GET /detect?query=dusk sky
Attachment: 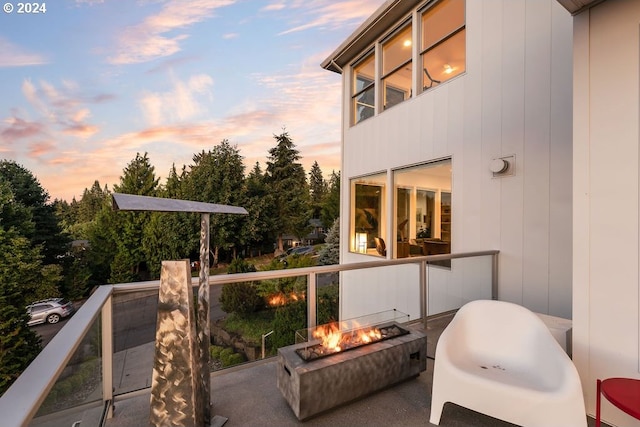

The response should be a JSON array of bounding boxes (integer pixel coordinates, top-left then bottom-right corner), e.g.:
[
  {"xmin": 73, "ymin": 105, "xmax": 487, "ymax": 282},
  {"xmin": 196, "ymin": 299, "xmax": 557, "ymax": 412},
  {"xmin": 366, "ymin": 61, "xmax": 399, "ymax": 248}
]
[{"xmin": 0, "ymin": 0, "xmax": 383, "ymax": 202}]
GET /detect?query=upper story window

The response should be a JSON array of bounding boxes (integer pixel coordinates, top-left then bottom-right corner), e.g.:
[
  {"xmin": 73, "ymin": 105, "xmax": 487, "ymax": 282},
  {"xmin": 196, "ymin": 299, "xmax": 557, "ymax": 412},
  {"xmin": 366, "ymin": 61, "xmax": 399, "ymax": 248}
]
[
  {"xmin": 382, "ymin": 22, "xmax": 412, "ymax": 110},
  {"xmin": 421, "ymin": 0, "xmax": 465, "ymax": 91},
  {"xmin": 352, "ymin": 52, "xmax": 375, "ymax": 125}
]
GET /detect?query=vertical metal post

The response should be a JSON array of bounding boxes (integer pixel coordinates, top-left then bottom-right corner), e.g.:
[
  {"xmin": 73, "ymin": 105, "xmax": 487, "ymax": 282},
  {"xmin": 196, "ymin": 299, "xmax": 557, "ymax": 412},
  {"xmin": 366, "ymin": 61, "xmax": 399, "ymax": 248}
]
[
  {"xmin": 421, "ymin": 260, "xmax": 428, "ymax": 329},
  {"xmin": 491, "ymin": 252, "xmax": 499, "ymax": 300},
  {"xmin": 101, "ymin": 294, "xmax": 114, "ymax": 419},
  {"xmin": 198, "ymin": 213, "xmax": 211, "ymax": 423},
  {"xmin": 308, "ymin": 273, "xmax": 317, "ymax": 329}
]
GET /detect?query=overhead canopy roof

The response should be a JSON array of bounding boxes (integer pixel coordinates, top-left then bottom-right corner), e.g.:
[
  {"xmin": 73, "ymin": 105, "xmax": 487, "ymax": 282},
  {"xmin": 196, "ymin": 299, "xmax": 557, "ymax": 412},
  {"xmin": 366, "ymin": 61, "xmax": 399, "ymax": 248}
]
[
  {"xmin": 555, "ymin": 0, "xmax": 606, "ymax": 15},
  {"xmin": 112, "ymin": 193, "xmax": 248, "ymax": 215}
]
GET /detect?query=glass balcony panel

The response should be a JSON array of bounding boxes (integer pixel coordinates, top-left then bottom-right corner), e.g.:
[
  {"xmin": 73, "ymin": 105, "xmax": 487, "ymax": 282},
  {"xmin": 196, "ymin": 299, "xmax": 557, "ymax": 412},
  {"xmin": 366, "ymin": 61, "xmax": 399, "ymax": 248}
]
[
  {"xmin": 29, "ymin": 315, "xmax": 103, "ymax": 426},
  {"xmin": 427, "ymin": 254, "xmax": 493, "ymax": 316},
  {"xmin": 315, "ymin": 271, "xmax": 340, "ymax": 326},
  {"xmin": 341, "ymin": 264, "xmax": 422, "ymax": 321},
  {"xmin": 112, "ymin": 289, "xmax": 157, "ymax": 395}
]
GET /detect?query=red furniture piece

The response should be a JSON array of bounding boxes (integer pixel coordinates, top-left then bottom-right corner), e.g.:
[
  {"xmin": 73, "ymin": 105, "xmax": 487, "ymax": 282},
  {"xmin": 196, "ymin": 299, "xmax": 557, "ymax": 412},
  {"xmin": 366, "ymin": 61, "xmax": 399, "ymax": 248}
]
[{"xmin": 596, "ymin": 378, "xmax": 640, "ymax": 426}]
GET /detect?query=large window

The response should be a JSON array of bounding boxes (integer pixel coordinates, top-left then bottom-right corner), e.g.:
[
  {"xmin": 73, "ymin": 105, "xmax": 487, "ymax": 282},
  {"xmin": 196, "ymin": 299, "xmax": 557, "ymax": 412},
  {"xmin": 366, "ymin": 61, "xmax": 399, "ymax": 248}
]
[
  {"xmin": 350, "ymin": 173, "xmax": 386, "ymax": 256},
  {"xmin": 421, "ymin": 0, "xmax": 465, "ymax": 91},
  {"xmin": 393, "ymin": 159, "xmax": 452, "ymax": 259},
  {"xmin": 382, "ymin": 23, "xmax": 412, "ymax": 110},
  {"xmin": 352, "ymin": 52, "xmax": 375, "ymax": 125}
]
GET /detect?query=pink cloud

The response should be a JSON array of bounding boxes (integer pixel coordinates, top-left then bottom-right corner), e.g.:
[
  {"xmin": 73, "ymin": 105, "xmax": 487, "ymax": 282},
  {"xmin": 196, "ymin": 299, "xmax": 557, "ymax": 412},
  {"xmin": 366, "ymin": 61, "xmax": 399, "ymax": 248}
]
[
  {"xmin": 0, "ymin": 38, "xmax": 48, "ymax": 68},
  {"xmin": 28, "ymin": 140, "xmax": 56, "ymax": 157},
  {"xmin": 108, "ymin": 0, "xmax": 236, "ymax": 64},
  {"xmin": 1, "ymin": 117, "xmax": 46, "ymax": 143},
  {"xmin": 278, "ymin": 0, "xmax": 383, "ymax": 35}
]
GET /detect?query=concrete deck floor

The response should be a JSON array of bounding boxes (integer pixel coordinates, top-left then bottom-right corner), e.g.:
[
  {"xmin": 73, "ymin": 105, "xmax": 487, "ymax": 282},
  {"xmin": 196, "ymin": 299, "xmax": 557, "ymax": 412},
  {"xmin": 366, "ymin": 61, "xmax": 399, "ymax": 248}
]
[{"xmin": 99, "ymin": 313, "xmax": 602, "ymax": 427}]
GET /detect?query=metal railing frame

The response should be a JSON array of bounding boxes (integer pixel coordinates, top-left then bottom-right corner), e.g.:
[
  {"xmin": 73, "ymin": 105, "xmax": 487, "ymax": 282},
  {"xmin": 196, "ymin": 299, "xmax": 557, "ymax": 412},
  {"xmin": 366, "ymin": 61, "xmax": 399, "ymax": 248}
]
[{"xmin": 0, "ymin": 250, "xmax": 498, "ymax": 426}]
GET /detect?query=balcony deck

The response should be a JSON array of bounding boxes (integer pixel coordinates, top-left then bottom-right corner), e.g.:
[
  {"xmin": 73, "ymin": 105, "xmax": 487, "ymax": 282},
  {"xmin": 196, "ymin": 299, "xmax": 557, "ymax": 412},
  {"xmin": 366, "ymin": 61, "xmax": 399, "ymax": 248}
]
[{"xmin": 99, "ymin": 313, "xmax": 600, "ymax": 427}]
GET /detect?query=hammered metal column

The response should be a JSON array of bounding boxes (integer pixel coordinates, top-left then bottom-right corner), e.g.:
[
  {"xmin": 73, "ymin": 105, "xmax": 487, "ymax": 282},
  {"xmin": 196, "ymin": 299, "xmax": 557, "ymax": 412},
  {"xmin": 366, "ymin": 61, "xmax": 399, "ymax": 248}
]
[
  {"xmin": 197, "ymin": 213, "xmax": 211, "ymax": 424},
  {"xmin": 150, "ymin": 260, "xmax": 203, "ymax": 426}
]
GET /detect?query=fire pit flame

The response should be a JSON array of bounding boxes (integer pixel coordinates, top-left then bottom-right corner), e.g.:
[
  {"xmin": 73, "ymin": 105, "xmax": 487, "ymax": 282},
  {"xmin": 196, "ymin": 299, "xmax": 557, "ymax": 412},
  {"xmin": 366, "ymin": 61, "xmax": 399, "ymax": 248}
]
[{"xmin": 296, "ymin": 322, "xmax": 409, "ymax": 362}]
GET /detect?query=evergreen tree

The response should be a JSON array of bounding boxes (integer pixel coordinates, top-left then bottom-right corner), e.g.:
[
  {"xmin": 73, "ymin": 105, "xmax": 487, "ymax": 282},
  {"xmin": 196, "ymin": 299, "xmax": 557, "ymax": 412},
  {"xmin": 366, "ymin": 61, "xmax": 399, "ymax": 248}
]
[
  {"xmin": 143, "ymin": 164, "xmax": 197, "ymax": 278},
  {"xmin": 0, "ymin": 183, "xmax": 42, "ymax": 395},
  {"xmin": 111, "ymin": 152, "xmax": 159, "ymax": 282},
  {"xmin": 316, "ymin": 217, "xmax": 340, "ymax": 265},
  {"xmin": 265, "ymin": 131, "xmax": 311, "ymax": 253},
  {"xmin": 308, "ymin": 161, "xmax": 327, "ymax": 221},
  {"xmin": 182, "ymin": 140, "xmax": 247, "ymax": 265},
  {"xmin": 78, "ymin": 181, "xmax": 110, "ymax": 223},
  {"xmin": 242, "ymin": 162, "xmax": 276, "ymax": 256},
  {"xmin": 0, "ymin": 160, "xmax": 69, "ymax": 265},
  {"xmin": 320, "ymin": 170, "xmax": 340, "ymax": 229}
]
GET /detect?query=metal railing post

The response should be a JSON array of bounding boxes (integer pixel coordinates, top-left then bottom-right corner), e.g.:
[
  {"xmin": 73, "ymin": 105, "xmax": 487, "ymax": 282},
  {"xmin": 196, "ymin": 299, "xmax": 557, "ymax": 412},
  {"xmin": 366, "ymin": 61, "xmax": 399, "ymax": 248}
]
[
  {"xmin": 308, "ymin": 272, "xmax": 317, "ymax": 329},
  {"xmin": 421, "ymin": 260, "xmax": 428, "ymax": 329},
  {"xmin": 492, "ymin": 252, "xmax": 499, "ymax": 300},
  {"xmin": 101, "ymin": 294, "xmax": 114, "ymax": 418}
]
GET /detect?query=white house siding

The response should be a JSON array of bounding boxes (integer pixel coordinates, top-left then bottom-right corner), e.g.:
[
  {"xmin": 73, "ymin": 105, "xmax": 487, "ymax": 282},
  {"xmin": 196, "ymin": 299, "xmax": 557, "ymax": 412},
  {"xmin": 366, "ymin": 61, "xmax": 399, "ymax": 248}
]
[
  {"xmin": 339, "ymin": 0, "xmax": 573, "ymax": 320},
  {"xmin": 573, "ymin": 0, "xmax": 640, "ymax": 424}
]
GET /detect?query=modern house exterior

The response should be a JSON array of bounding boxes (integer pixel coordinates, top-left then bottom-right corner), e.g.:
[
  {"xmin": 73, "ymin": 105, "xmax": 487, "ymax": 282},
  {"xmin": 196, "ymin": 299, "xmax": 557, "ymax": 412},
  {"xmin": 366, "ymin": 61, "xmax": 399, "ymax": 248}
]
[
  {"xmin": 321, "ymin": 0, "xmax": 573, "ymax": 319},
  {"xmin": 322, "ymin": 0, "xmax": 640, "ymax": 425}
]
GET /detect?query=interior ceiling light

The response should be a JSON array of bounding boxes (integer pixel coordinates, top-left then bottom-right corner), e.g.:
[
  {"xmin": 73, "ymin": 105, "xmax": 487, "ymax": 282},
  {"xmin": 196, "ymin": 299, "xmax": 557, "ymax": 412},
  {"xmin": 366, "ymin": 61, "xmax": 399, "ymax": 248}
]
[
  {"xmin": 444, "ymin": 64, "xmax": 453, "ymax": 74},
  {"xmin": 403, "ymin": 39, "xmax": 412, "ymax": 47}
]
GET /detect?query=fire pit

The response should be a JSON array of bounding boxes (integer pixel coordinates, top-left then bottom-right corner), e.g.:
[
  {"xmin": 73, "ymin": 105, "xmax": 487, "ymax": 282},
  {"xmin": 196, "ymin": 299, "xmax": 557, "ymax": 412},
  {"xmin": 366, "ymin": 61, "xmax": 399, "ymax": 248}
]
[{"xmin": 277, "ymin": 310, "xmax": 427, "ymax": 420}]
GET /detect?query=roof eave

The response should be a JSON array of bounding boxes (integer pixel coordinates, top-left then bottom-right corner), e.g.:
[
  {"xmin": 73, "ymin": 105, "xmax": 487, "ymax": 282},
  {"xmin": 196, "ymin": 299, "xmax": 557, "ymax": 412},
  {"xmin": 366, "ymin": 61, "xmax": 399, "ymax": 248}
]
[
  {"xmin": 320, "ymin": 0, "xmax": 417, "ymax": 74},
  {"xmin": 555, "ymin": 0, "xmax": 607, "ymax": 15}
]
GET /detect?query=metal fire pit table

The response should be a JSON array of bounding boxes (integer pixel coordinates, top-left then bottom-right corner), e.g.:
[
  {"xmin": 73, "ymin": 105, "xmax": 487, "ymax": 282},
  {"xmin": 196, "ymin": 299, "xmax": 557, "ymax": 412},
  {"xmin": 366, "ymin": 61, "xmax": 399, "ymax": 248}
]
[{"xmin": 276, "ymin": 311, "xmax": 427, "ymax": 421}]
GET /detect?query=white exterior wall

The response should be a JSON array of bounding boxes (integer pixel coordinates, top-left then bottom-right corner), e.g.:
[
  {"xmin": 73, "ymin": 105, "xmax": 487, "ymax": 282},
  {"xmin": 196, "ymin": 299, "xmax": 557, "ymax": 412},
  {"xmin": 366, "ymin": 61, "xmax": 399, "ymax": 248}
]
[
  {"xmin": 339, "ymin": 0, "xmax": 574, "ymax": 320},
  {"xmin": 573, "ymin": 0, "xmax": 640, "ymax": 424}
]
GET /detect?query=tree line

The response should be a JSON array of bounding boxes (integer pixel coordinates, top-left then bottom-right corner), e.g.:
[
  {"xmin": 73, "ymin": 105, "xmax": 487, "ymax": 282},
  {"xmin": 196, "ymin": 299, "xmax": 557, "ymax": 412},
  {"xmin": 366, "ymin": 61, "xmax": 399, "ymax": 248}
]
[{"xmin": 0, "ymin": 129, "xmax": 339, "ymax": 395}]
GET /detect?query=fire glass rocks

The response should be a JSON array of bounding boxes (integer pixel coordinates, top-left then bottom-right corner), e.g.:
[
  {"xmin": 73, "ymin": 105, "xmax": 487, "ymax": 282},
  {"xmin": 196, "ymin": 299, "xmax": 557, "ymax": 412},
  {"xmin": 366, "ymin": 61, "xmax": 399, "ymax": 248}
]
[{"xmin": 277, "ymin": 323, "xmax": 427, "ymax": 421}]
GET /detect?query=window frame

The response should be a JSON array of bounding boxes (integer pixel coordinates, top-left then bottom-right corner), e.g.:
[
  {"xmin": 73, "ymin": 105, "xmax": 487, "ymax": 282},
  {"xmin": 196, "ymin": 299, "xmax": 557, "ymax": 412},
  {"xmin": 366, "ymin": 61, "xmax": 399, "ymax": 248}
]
[
  {"xmin": 350, "ymin": 172, "xmax": 387, "ymax": 257},
  {"xmin": 351, "ymin": 50, "xmax": 376, "ymax": 125},
  {"xmin": 380, "ymin": 20, "xmax": 413, "ymax": 110},
  {"xmin": 420, "ymin": 0, "xmax": 466, "ymax": 92},
  {"xmin": 392, "ymin": 159, "xmax": 452, "ymax": 260}
]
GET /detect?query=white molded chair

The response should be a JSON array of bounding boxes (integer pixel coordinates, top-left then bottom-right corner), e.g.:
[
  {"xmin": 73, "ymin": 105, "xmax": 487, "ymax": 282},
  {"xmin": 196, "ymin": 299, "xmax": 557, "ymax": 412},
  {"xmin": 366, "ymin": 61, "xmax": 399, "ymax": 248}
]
[{"xmin": 429, "ymin": 300, "xmax": 586, "ymax": 427}]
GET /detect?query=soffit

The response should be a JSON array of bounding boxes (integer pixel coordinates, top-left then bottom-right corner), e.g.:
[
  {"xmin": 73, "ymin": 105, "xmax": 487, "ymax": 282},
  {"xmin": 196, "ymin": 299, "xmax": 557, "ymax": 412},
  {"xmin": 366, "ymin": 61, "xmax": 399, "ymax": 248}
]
[
  {"xmin": 555, "ymin": 0, "xmax": 606, "ymax": 15},
  {"xmin": 321, "ymin": 0, "xmax": 420, "ymax": 73}
]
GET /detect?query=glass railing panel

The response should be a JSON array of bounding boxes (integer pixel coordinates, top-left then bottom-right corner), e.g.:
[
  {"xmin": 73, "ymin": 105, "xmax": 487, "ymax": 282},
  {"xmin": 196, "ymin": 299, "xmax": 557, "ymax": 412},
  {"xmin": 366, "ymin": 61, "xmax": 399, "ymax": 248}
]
[
  {"xmin": 111, "ymin": 289, "xmax": 157, "ymax": 396},
  {"xmin": 341, "ymin": 263, "xmax": 422, "ymax": 321},
  {"xmin": 211, "ymin": 274, "xmax": 310, "ymax": 366},
  {"xmin": 29, "ymin": 315, "xmax": 103, "ymax": 426},
  {"xmin": 316, "ymin": 271, "xmax": 339, "ymax": 325},
  {"xmin": 427, "ymin": 254, "xmax": 494, "ymax": 316}
]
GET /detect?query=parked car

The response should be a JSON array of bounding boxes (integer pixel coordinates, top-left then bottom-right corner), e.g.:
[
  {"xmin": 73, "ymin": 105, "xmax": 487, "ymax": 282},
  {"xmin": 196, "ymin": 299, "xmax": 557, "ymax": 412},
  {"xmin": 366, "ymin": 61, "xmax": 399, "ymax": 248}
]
[{"xmin": 26, "ymin": 298, "xmax": 75, "ymax": 326}]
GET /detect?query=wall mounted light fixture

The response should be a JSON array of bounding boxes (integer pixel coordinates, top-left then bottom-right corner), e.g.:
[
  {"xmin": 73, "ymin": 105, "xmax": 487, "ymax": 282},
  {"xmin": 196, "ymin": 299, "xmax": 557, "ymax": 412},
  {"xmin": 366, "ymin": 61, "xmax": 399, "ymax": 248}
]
[{"xmin": 491, "ymin": 155, "xmax": 515, "ymax": 178}]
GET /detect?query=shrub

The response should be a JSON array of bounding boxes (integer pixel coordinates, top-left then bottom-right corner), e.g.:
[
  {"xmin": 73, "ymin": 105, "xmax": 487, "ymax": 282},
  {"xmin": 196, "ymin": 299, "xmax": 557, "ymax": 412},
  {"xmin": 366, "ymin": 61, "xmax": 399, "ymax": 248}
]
[
  {"xmin": 271, "ymin": 299, "xmax": 306, "ymax": 349},
  {"xmin": 221, "ymin": 352, "xmax": 245, "ymax": 367},
  {"xmin": 227, "ymin": 258, "xmax": 256, "ymax": 274},
  {"xmin": 210, "ymin": 345, "xmax": 245, "ymax": 368},
  {"xmin": 210, "ymin": 345, "xmax": 224, "ymax": 359},
  {"xmin": 220, "ymin": 281, "xmax": 263, "ymax": 315}
]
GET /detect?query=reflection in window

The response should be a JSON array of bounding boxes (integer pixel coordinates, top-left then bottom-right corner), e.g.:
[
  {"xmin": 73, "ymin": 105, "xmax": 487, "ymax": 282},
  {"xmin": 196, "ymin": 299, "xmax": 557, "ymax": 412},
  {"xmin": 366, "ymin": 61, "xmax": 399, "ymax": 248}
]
[
  {"xmin": 350, "ymin": 173, "xmax": 386, "ymax": 256},
  {"xmin": 393, "ymin": 159, "xmax": 452, "ymax": 259},
  {"xmin": 421, "ymin": 0, "xmax": 465, "ymax": 91},
  {"xmin": 382, "ymin": 23, "xmax": 412, "ymax": 110},
  {"xmin": 352, "ymin": 52, "xmax": 375, "ymax": 124}
]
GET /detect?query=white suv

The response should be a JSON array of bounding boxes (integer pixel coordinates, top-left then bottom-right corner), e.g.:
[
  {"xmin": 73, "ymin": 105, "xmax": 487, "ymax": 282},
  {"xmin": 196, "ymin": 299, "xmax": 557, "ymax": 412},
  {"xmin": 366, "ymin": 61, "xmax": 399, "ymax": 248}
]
[{"xmin": 26, "ymin": 298, "xmax": 75, "ymax": 326}]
